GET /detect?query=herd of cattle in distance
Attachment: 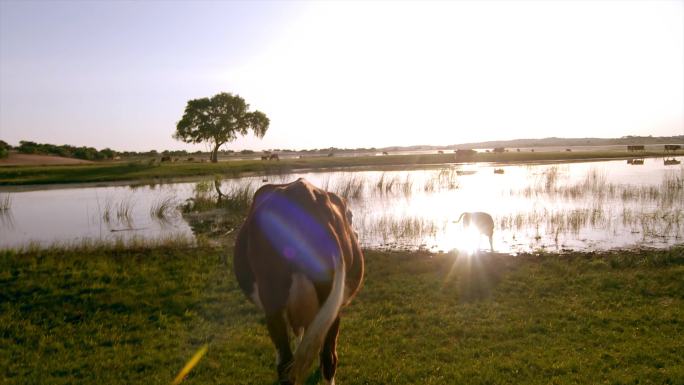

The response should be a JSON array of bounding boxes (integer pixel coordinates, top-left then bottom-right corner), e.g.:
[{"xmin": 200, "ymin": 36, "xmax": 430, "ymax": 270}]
[{"xmin": 628, "ymin": 144, "xmax": 682, "ymax": 152}]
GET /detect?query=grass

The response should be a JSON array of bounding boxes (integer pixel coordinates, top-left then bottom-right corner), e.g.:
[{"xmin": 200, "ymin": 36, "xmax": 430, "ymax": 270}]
[
  {"xmin": 150, "ymin": 196, "xmax": 179, "ymax": 223},
  {"xmin": 1, "ymin": 243, "xmax": 683, "ymax": 384},
  {"xmin": 1, "ymin": 150, "xmax": 681, "ymax": 186},
  {"xmin": 363, "ymin": 215, "xmax": 441, "ymax": 247},
  {"xmin": 0, "ymin": 193, "xmax": 11, "ymax": 211},
  {"xmin": 115, "ymin": 198, "xmax": 135, "ymax": 226}
]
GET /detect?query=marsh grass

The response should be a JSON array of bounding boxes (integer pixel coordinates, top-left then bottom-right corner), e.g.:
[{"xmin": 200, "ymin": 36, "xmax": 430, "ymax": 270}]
[
  {"xmin": 333, "ymin": 173, "xmax": 366, "ymax": 199},
  {"xmin": 368, "ymin": 172, "xmax": 420, "ymax": 197},
  {"xmin": 182, "ymin": 180, "xmax": 257, "ymax": 214},
  {"xmin": 363, "ymin": 215, "xmax": 440, "ymax": 245},
  {"xmin": 0, "ymin": 193, "xmax": 11, "ymax": 211},
  {"xmin": 115, "ymin": 197, "xmax": 135, "ymax": 226},
  {"xmin": 499, "ymin": 207, "xmax": 609, "ymax": 235},
  {"xmin": 401, "ymin": 174, "xmax": 414, "ymax": 197},
  {"xmin": 1, "ymin": 247, "xmax": 683, "ymax": 384},
  {"xmin": 221, "ymin": 182, "xmax": 257, "ymax": 212},
  {"xmin": 101, "ymin": 199, "xmax": 113, "ymax": 223},
  {"xmin": 374, "ymin": 172, "xmax": 398, "ymax": 195},
  {"xmin": 519, "ymin": 167, "xmax": 684, "ymax": 207},
  {"xmin": 149, "ymin": 196, "xmax": 179, "ymax": 223}
]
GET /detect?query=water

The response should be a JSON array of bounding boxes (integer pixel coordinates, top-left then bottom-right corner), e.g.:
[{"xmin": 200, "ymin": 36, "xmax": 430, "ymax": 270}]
[{"xmin": 1, "ymin": 157, "xmax": 682, "ymax": 253}]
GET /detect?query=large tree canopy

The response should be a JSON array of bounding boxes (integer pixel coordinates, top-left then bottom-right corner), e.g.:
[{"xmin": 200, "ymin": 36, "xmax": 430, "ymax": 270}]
[{"xmin": 174, "ymin": 92, "xmax": 269, "ymax": 162}]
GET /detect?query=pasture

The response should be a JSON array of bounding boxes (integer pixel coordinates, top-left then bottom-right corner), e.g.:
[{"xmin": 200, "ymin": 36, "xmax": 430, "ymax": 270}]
[{"xmin": 2, "ymin": 242, "xmax": 682, "ymax": 384}]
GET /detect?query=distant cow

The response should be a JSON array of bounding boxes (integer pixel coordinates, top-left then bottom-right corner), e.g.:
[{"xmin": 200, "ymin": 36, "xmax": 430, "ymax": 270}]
[
  {"xmin": 269, "ymin": 154, "xmax": 280, "ymax": 161},
  {"xmin": 456, "ymin": 212, "xmax": 495, "ymax": 252},
  {"xmin": 627, "ymin": 145, "xmax": 645, "ymax": 152},
  {"xmin": 492, "ymin": 147, "xmax": 505, "ymax": 153},
  {"xmin": 161, "ymin": 156, "xmax": 171, "ymax": 162},
  {"xmin": 234, "ymin": 178, "xmax": 364, "ymax": 385},
  {"xmin": 261, "ymin": 155, "xmax": 270, "ymax": 160},
  {"xmin": 664, "ymin": 144, "xmax": 682, "ymax": 152},
  {"xmin": 382, "ymin": 151, "xmax": 389, "ymax": 155}
]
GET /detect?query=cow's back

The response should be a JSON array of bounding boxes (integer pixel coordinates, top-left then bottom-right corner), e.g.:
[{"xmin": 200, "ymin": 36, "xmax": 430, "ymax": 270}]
[{"xmin": 234, "ymin": 178, "xmax": 364, "ymax": 313}]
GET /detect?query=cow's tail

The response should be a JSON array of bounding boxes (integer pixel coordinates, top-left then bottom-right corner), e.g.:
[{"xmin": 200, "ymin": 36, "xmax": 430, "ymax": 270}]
[
  {"xmin": 290, "ymin": 249, "xmax": 345, "ymax": 384},
  {"xmin": 455, "ymin": 212, "xmax": 465, "ymax": 223}
]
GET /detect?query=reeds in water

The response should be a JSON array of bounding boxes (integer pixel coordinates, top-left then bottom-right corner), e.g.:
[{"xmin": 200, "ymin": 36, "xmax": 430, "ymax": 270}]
[
  {"xmin": 116, "ymin": 198, "xmax": 135, "ymax": 226},
  {"xmin": 362, "ymin": 215, "xmax": 439, "ymax": 245},
  {"xmin": 150, "ymin": 196, "xmax": 179, "ymax": 222},
  {"xmin": 0, "ymin": 194, "xmax": 11, "ymax": 211},
  {"xmin": 333, "ymin": 173, "xmax": 366, "ymax": 199},
  {"xmin": 183, "ymin": 180, "xmax": 257, "ymax": 213}
]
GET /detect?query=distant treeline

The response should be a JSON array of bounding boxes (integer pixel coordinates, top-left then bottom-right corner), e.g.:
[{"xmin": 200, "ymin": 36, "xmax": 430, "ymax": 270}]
[
  {"xmin": 9, "ymin": 141, "xmax": 118, "ymax": 160},
  {"xmin": 0, "ymin": 140, "xmax": 382, "ymax": 161}
]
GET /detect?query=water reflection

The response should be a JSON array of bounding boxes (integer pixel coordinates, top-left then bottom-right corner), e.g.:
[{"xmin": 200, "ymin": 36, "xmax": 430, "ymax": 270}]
[{"xmin": 0, "ymin": 157, "xmax": 682, "ymax": 252}]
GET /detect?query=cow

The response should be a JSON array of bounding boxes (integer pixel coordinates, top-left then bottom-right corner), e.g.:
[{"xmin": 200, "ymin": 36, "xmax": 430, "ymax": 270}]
[
  {"xmin": 455, "ymin": 212, "xmax": 495, "ymax": 252},
  {"xmin": 665, "ymin": 144, "xmax": 682, "ymax": 152},
  {"xmin": 234, "ymin": 178, "xmax": 364, "ymax": 385},
  {"xmin": 627, "ymin": 145, "xmax": 645, "ymax": 152},
  {"xmin": 261, "ymin": 155, "xmax": 270, "ymax": 160},
  {"xmin": 269, "ymin": 153, "xmax": 280, "ymax": 161}
]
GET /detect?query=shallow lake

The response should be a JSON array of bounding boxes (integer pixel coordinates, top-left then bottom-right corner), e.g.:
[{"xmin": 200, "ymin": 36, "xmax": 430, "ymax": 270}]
[{"xmin": 1, "ymin": 157, "xmax": 682, "ymax": 253}]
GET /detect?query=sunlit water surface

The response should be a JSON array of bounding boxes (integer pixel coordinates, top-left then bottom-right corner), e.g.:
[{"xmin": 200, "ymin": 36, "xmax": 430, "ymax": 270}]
[{"xmin": 1, "ymin": 157, "xmax": 682, "ymax": 253}]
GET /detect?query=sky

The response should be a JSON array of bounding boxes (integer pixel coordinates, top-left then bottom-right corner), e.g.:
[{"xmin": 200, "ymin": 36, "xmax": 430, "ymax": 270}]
[{"xmin": 1, "ymin": 0, "xmax": 683, "ymax": 152}]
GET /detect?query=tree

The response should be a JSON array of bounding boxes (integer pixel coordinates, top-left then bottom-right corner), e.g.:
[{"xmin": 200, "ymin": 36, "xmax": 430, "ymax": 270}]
[
  {"xmin": 0, "ymin": 140, "xmax": 10, "ymax": 159},
  {"xmin": 174, "ymin": 92, "xmax": 269, "ymax": 163}
]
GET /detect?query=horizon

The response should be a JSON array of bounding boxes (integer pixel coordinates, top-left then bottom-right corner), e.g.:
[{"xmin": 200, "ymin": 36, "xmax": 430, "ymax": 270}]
[
  {"xmin": 4, "ymin": 134, "xmax": 683, "ymax": 154},
  {"xmin": 1, "ymin": 0, "xmax": 683, "ymax": 152}
]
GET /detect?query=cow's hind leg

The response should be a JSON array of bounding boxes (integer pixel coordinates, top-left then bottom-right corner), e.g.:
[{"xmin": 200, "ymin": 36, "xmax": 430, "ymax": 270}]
[
  {"xmin": 266, "ymin": 312, "xmax": 294, "ymax": 385},
  {"xmin": 320, "ymin": 316, "xmax": 341, "ymax": 385}
]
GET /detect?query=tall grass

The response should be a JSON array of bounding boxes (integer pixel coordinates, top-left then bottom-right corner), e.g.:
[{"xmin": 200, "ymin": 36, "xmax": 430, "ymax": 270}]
[
  {"xmin": 516, "ymin": 167, "xmax": 684, "ymax": 208},
  {"xmin": 361, "ymin": 215, "xmax": 440, "ymax": 247},
  {"xmin": 149, "ymin": 196, "xmax": 179, "ymax": 223},
  {"xmin": 0, "ymin": 193, "xmax": 11, "ymax": 211},
  {"xmin": 182, "ymin": 180, "xmax": 256, "ymax": 213},
  {"xmin": 101, "ymin": 199, "xmax": 113, "ymax": 223},
  {"xmin": 221, "ymin": 182, "xmax": 257, "ymax": 211},
  {"xmin": 115, "ymin": 198, "xmax": 135, "ymax": 226},
  {"xmin": 333, "ymin": 173, "xmax": 366, "ymax": 199}
]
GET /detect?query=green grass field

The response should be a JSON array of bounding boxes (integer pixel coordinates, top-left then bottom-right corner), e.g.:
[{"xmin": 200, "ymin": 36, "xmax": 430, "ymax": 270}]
[
  {"xmin": 2, "ymin": 244, "xmax": 683, "ymax": 384},
  {"xmin": 1, "ymin": 150, "xmax": 680, "ymax": 186}
]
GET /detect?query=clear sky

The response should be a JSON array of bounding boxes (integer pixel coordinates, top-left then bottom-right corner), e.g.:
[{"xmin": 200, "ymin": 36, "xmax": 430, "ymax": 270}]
[{"xmin": 1, "ymin": 0, "xmax": 682, "ymax": 152}]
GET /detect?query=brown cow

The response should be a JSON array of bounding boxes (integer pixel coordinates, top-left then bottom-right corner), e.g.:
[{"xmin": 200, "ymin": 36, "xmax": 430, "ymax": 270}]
[{"xmin": 234, "ymin": 178, "xmax": 364, "ymax": 385}]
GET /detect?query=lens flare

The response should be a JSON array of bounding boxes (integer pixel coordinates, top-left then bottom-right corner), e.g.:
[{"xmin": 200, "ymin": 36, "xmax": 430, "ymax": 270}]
[
  {"xmin": 254, "ymin": 191, "xmax": 338, "ymax": 282},
  {"xmin": 172, "ymin": 344, "xmax": 208, "ymax": 385}
]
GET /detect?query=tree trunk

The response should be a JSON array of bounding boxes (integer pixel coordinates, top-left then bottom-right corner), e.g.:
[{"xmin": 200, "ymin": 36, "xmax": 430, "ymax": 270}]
[
  {"xmin": 213, "ymin": 178, "xmax": 225, "ymax": 201},
  {"xmin": 211, "ymin": 143, "xmax": 220, "ymax": 163}
]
